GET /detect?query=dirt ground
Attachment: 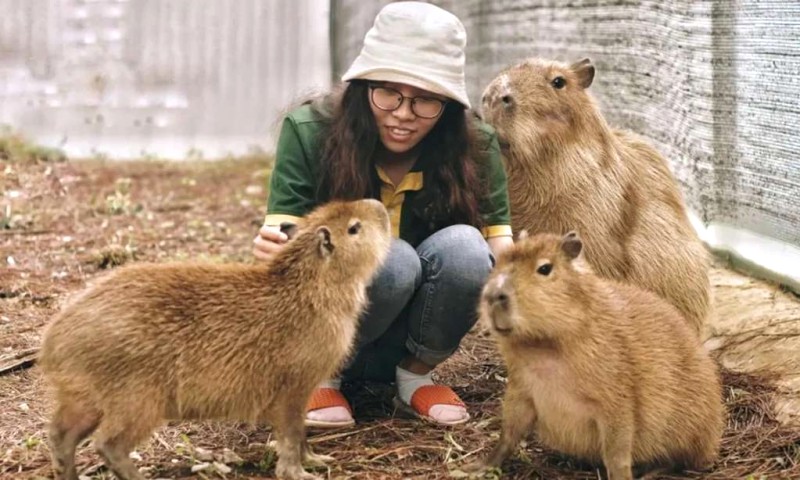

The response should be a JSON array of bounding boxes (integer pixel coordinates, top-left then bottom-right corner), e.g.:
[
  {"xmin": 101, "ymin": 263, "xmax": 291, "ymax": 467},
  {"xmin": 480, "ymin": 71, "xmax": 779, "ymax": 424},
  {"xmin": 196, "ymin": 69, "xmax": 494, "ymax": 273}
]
[{"xmin": 1, "ymin": 155, "xmax": 799, "ymax": 479}]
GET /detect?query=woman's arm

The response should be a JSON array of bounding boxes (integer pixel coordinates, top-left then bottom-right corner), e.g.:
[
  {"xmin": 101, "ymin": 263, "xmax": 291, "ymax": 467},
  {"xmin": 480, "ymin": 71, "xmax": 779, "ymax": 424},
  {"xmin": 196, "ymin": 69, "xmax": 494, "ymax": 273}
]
[
  {"xmin": 476, "ymin": 121, "xmax": 514, "ymax": 260},
  {"xmin": 254, "ymin": 111, "xmax": 319, "ymax": 261},
  {"xmin": 487, "ymin": 235, "xmax": 514, "ymax": 259}
]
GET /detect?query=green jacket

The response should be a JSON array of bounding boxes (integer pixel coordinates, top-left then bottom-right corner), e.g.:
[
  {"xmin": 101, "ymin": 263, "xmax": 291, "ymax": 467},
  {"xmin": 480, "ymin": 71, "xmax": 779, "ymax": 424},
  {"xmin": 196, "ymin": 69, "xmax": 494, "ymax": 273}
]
[{"xmin": 265, "ymin": 104, "xmax": 512, "ymax": 247}]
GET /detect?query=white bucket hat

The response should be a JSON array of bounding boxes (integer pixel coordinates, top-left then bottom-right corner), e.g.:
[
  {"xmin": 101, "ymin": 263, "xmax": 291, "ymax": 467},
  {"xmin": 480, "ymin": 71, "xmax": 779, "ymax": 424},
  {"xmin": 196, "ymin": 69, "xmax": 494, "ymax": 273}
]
[{"xmin": 341, "ymin": 1, "xmax": 471, "ymax": 109}]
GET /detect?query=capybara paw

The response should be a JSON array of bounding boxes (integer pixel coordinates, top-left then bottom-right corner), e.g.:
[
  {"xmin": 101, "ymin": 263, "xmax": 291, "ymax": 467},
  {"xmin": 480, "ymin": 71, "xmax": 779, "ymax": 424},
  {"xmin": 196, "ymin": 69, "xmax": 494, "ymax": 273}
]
[
  {"xmin": 285, "ymin": 471, "xmax": 322, "ymax": 480},
  {"xmin": 276, "ymin": 465, "xmax": 321, "ymax": 480}
]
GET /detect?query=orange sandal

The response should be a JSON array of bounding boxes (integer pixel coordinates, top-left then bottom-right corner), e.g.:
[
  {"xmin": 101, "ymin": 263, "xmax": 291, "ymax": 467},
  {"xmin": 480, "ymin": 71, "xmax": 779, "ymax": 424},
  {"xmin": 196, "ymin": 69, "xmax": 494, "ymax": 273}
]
[
  {"xmin": 305, "ymin": 387, "xmax": 355, "ymax": 428},
  {"xmin": 393, "ymin": 385, "xmax": 470, "ymax": 426}
]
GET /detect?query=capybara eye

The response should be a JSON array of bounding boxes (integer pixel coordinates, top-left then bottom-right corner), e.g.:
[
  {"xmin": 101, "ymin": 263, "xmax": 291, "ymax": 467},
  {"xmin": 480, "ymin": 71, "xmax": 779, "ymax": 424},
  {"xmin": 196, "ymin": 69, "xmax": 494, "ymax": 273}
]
[
  {"xmin": 551, "ymin": 76, "xmax": 566, "ymax": 89},
  {"xmin": 501, "ymin": 95, "xmax": 513, "ymax": 106},
  {"xmin": 347, "ymin": 221, "xmax": 361, "ymax": 235},
  {"xmin": 537, "ymin": 263, "xmax": 553, "ymax": 276}
]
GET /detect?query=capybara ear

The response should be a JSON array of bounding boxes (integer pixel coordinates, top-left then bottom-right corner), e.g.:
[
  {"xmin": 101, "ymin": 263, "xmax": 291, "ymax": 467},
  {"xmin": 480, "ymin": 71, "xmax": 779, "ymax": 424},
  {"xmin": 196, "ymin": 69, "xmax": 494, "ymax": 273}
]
[
  {"xmin": 316, "ymin": 226, "xmax": 334, "ymax": 257},
  {"xmin": 517, "ymin": 229, "xmax": 529, "ymax": 241},
  {"xmin": 570, "ymin": 58, "xmax": 594, "ymax": 89},
  {"xmin": 561, "ymin": 231, "xmax": 583, "ymax": 259},
  {"xmin": 280, "ymin": 222, "xmax": 299, "ymax": 240}
]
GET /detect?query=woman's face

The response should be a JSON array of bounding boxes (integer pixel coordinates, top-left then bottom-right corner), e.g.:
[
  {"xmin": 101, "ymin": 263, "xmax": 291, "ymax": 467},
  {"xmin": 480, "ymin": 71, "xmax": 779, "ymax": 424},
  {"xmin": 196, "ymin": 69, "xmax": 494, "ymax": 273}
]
[{"xmin": 368, "ymin": 82, "xmax": 448, "ymax": 154}]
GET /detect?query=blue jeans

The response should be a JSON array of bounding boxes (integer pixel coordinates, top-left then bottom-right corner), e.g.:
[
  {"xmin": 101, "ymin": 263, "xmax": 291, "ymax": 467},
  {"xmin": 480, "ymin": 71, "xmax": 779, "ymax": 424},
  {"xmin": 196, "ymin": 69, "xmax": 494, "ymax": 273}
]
[{"xmin": 341, "ymin": 225, "xmax": 494, "ymax": 382}]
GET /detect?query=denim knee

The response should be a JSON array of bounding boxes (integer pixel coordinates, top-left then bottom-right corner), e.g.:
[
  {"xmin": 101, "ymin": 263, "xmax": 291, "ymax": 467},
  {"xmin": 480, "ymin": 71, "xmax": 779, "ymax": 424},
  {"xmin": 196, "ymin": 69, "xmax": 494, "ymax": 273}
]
[
  {"xmin": 405, "ymin": 225, "xmax": 493, "ymax": 366},
  {"xmin": 356, "ymin": 238, "xmax": 421, "ymax": 347},
  {"xmin": 418, "ymin": 225, "xmax": 493, "ymax": 284}
]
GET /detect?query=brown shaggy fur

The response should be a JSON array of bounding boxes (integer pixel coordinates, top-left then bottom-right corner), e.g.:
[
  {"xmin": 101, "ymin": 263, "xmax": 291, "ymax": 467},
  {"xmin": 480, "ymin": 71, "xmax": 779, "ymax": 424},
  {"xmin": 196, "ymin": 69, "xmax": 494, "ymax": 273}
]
[
  {"xmin": 481, "ymin": 58, "xmax": 711, "ymax": 334},
  {"xmin": 39, "ymin": 199, "xmax": 392, "ymax": 480},
  {"xmin": 465, "ymin": 231, "xmax": 724, "ymax": 480}
]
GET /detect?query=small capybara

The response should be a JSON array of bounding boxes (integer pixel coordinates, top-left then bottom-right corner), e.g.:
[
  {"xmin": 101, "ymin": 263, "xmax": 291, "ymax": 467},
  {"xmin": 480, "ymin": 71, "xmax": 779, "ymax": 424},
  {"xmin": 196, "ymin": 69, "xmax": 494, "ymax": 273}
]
[
  {"xmin": 481, "ymin": 58, "xmax": 711, "ymax": 335},
  {"xmin": 39, "ymin": 199, "xmax": 391, "ymax": 480},
  {"xmin": 465, "ymin": 231, "xmax": 724, "ymax": 480}
]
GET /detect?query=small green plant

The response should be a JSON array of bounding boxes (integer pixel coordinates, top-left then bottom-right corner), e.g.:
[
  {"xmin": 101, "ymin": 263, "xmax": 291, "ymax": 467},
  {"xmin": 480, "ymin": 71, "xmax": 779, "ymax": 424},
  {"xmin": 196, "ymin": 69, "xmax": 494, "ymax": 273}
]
[
  {"xmin": 105, "ymin": 190, "xmax": 131, "ymax": 215},
  {"xmin": 92, "ymin": 244, "xmax": 137, "ymax": 269},
  {"xmin": 104, "ymin": 177, "xmax": 142, "ymax": 215},
  {"xmin": 23, "ymin": 435, "xmax": 41, "ymax": 449},
  {"xmin": 257, "ymin": 449, "xmax": 276, "ymax": 473}
]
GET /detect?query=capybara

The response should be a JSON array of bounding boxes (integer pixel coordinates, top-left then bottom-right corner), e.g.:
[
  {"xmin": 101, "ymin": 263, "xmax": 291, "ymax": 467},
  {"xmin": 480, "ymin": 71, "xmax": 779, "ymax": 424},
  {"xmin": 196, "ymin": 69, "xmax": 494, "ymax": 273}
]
[
  {"xmin": 39, "ymin": 199, "xmax": 391, "ymax": 480},
  {"xmin": 481, "ymin": 57, "xmax": 711, "ymax": 334},
  {"xmin": 465, "ymin": 231, "xmax": 723, "ymax": 479}
]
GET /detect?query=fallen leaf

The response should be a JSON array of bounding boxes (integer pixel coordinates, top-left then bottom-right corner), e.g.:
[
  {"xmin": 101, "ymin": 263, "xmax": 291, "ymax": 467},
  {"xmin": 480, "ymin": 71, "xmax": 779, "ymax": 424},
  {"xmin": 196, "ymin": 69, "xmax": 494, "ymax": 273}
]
[
  {"xmin": 194, "ymin": 446, "xmax": 214, "ymax": 462},
  {"xmin": 219, "ymin": 448, "xmax": 244, "ymax": 464}
]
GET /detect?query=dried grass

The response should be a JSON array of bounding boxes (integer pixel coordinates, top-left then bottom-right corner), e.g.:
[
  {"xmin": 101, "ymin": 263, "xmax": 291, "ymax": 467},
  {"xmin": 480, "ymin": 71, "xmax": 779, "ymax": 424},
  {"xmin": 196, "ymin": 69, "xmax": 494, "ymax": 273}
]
[
  {"xmin": 3, "ymin": 335, "xmax": 799, "ymax": 479},
  {"xmin": 2, "ymin": 158, "xmax": 799, "ymax": 479}
]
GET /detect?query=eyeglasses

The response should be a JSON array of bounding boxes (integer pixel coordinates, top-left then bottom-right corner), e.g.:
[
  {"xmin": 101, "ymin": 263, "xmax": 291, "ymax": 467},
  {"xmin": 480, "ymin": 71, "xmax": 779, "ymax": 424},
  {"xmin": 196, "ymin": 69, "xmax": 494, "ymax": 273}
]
[{"xmin": 369, "ymin": 85, "xmax": 447, "ymax": 119}]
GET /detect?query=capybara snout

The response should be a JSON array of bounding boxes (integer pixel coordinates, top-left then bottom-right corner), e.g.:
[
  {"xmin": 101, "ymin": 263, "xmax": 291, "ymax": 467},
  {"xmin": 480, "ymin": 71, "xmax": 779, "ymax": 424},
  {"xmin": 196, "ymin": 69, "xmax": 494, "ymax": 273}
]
[
  {"xmin": 481, "ymin": 272, "xmax": 514, "ymax": 333},
  {"xmin": 482, "ymin": 273, "xmax": 511, "ymax": 306}
]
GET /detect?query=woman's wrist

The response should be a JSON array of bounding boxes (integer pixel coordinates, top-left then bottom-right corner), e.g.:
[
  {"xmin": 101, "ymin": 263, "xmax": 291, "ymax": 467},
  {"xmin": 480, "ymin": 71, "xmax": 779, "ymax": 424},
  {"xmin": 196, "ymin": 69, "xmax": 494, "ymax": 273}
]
[{"xmin": 487, "ymin": 235, "xmax": 514, "ymax": 258}]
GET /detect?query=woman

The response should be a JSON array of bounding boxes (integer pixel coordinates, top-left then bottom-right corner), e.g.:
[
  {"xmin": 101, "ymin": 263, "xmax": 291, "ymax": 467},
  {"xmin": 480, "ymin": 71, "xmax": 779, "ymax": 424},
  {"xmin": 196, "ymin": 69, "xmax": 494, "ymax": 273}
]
[{"xmin": 254, "ymin": 2, "xmax": 513, "ymax": 427}]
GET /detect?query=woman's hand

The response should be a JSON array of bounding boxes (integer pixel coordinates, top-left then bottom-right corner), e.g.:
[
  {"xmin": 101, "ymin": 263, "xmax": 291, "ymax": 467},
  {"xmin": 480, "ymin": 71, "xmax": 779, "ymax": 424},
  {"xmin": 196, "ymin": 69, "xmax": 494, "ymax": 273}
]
[
  {"xmin": 487, "ymin": 235, "xmax": 514, "ymax": 259},
  {"xmin": 253, "ymin": 225, "xmax": 289, "ymax": 261}
]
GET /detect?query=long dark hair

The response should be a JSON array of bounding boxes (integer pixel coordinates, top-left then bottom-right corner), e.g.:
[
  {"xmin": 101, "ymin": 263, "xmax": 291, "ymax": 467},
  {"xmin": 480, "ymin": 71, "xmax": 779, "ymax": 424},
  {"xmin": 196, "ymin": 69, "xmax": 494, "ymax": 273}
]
[{"xmin": 309, "ymin": 80, "xmax": 486, "ymax": 229}]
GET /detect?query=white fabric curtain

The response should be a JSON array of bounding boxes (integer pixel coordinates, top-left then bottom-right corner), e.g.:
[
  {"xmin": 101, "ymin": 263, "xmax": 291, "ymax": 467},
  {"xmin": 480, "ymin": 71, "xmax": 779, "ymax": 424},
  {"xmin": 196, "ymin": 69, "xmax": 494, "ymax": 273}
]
[{"xmin": 0, "ymin": 0, "xmax": 331, "ymax": 159}]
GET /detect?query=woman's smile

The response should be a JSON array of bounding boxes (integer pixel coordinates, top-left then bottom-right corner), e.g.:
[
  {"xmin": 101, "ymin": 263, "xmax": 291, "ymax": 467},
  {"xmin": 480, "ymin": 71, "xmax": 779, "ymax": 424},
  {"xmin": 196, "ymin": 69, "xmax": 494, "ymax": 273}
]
[{"xmin": 386, "ymin": 125, "xmax": 415, "ymax": 142}]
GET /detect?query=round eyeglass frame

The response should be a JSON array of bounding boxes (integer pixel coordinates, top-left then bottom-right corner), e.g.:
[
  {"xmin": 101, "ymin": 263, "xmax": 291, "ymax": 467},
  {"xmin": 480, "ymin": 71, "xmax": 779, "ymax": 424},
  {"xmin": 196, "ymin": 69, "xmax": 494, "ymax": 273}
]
[{"xmin": 368, "ymin": 84, "xmax": 447, "ymax": 119}]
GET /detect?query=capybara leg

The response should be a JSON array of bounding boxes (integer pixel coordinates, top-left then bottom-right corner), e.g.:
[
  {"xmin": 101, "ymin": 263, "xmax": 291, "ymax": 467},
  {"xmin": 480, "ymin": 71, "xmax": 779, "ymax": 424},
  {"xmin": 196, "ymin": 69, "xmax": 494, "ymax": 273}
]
[
  {"xmin": 634, "ymin": 466, "xmax": 672, "ymax": 480},
  {"xmin": 465, "ymin": 391, "xmax": 537, "ymax": 472},
  {"xmin": 94, "ymin": 421, "xmax": 153, "ymax": 480},
  {"xmin": 48, "ymin": 401, "xmax": 101, "ymax": 480},
  {"xmin": 273, "ymin": 403, "xmax": 321, "ymax": 480},
  {"xmin": 672, "ymin": 435, "xmax": 719, "ymax": 475},
  {"xmin": 301, "ymin": 439, "xmax": 333, "ymax": 467},
  {"xmin": 95, "ymin": 435, "xmax": 147, "ymax": 480},
  {"xmin": 600, "ymin": 421, "xmax": 634, "ymax": 480}
]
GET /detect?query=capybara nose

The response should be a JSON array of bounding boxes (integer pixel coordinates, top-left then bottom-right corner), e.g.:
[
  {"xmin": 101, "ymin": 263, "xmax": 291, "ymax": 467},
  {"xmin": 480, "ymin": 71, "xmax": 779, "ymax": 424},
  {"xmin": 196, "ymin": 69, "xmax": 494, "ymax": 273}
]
[
  {"xmin": 486, "ymin": 289, "xmax": 509, "ymax": 306},
  {"xmin": 483, "ymin": 273, "xmax": 511, "ymax": 307},
  {"xmin": 481, "ymin": 78, "xmax": 513, "ymax": 121}
]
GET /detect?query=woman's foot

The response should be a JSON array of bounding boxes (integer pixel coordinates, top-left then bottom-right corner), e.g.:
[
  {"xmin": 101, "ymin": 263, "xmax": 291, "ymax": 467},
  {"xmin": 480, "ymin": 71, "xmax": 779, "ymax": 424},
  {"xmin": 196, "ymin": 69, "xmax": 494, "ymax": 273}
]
[
  {"xmin": 305, "ymin": 379, "xmax": 355, "ymax": 428},
  {"xmin": 394, "ymin": 366, "xmax": 469, "ymax": 425}
]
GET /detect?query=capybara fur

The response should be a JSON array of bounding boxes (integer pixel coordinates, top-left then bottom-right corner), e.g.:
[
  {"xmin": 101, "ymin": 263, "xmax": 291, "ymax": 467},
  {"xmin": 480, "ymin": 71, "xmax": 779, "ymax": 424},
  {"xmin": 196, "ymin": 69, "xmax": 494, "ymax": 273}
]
[
  {"xmin": 481, "ymin": 57, "xmax": 711, "ymax": 335},
  {"xmin": 466, "ymin": 231, "xmax": 723, "ymax": 480},
  {"xmin": 39, "ymin": 199, "xmax": 391, "ymax": 480}
]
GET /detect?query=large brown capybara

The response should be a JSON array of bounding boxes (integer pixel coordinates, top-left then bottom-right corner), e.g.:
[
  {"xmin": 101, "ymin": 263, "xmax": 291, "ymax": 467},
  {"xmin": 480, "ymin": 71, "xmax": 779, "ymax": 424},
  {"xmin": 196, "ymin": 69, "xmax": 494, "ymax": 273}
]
[
  {"xmin": 40, "ymin": 199, "xmax": 391, "ymax": 480},
  {"xmin": 481, "ymin": 58, "xmax": 711, "ymax": 335}
]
